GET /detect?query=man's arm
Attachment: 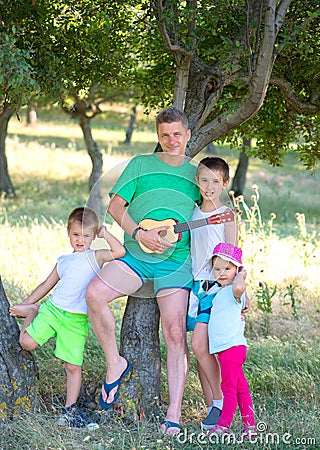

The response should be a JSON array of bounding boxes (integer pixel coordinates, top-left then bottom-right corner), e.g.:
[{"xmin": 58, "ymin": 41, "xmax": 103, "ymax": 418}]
[{"xmin": 108, "ymin": 194, "xmax": 173, "ymax": 253}]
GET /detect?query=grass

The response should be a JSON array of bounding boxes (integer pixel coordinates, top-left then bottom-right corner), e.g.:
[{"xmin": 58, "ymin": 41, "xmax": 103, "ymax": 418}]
[{"xmin": 1, "ymin": 106, "xmax": 319, "ymax": 449}]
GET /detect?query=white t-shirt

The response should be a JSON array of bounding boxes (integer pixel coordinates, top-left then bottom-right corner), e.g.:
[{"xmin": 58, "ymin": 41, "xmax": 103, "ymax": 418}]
[
  {"xmin": 50, "ymin": 250, "xmax": 100, "ymax": 315},
  {"xmin": 208, "ymin": 284, "xmax": 247, "ymax": 354},
  {"xmin": 191, "ymin": 205, "xmax": 228, "ymax": 281}
]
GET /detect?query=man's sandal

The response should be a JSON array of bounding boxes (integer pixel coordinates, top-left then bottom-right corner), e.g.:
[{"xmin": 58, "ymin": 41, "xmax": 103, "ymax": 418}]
[
  {"xmin": 98, "ymin": 359, "xmax": 131, "ymax": 410},
  {"xmin": 161, "ymin": 420, "xmax": 181, "ymax": 435}
]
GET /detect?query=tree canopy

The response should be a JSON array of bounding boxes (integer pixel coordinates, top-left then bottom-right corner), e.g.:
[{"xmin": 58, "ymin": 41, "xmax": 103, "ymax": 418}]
[
  {"xmin": 1, "ymin": 1, "xmax": 319, "ymax": 167},
  {"xmin": 0, "ymin": 0, "xmax": 133, "ymax": 109},
  {"xmin": 130, "ymin": 0, "xmax": 320, "ymax": 168}
]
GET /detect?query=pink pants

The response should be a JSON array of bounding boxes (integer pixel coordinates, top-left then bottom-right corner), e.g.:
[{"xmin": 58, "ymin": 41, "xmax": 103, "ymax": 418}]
[{"xmin": 216, "ymin": 345, "xmax": 255, "ymax": 428}]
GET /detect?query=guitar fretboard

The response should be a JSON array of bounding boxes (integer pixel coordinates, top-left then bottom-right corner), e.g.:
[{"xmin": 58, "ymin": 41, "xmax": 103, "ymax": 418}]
[{"xmin": 174, "ymin": 218, "xmax": 208, "ymax": 233}]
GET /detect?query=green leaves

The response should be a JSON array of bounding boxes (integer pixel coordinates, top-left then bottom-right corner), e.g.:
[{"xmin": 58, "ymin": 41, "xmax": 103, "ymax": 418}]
[{"xmin": 0, "ymin": 34, "xmax": 39, "ymax": 109}]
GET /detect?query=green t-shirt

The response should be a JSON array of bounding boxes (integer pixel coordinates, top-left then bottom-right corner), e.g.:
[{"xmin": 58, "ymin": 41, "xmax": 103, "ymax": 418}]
[{"xmin": 109, "ymin": 153, "xmax": 200, "ymax": 264}]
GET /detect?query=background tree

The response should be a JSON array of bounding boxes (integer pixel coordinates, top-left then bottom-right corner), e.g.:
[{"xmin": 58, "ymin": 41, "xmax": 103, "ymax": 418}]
[
  {"xmin": 132, "ymin": 0, "xmax": 319, "ymax": 165},
  {"xmin": 0, "ymin": 0, "xmax": 133, "ymax": 214},
  {"xmin": 0, "ymin": 32, "xmax": 38, "ymax": 196},
  {"xmin": 60, "ymin": 86, "xmax": 138, "ymax": 218},
  {"xmin": 0, "ymin": 0, "xmax": 133, "ymax": 417}
]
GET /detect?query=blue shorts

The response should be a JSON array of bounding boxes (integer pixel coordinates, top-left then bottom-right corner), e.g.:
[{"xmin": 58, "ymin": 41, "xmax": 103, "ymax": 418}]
[
  {"xmin": 187, "ymin": 280, "xmax": 220, "ymax": 331},
  {"xmin": 195, "ymin": 280, "xmax": 217, "ymax": 324},
  {"xmin": 118, "ymin": 252, "xmax": 193, "ymax": 295}
]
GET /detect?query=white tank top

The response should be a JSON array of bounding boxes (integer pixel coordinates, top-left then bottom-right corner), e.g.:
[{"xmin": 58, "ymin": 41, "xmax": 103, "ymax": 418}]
[
  {"xmin": 191, "ymin": 205, "xmax": 227, "ymax": 281},
  {"xmin": 50, "ymin": 249, "xmax": 100, "ymax": 315}
]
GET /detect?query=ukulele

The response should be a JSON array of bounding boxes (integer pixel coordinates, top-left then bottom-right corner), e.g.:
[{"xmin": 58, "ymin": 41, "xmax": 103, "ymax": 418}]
[{"xmin": 138, "ymin": 209, "xmax": 234, "ymax": 253}]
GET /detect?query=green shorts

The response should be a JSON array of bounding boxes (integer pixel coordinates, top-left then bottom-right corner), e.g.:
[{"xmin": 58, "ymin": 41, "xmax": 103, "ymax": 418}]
[
  {"xmin": 26, "ymin": 301, "xmax": 89, "ymax": 366},
  {"xmin": 118, "ymin": 251, "xmax": 193, "ymax": 294}
]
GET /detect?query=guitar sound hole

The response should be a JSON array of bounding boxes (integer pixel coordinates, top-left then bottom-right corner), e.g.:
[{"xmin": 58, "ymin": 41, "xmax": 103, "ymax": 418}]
[{"xmin": 159, "ymin": 230, "xmax": 168, "ymax": 238}]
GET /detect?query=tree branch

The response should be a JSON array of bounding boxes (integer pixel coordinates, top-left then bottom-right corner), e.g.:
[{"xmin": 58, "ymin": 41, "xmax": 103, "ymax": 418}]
[
  {"xmin": 153, "ymin": 0, "xmax": 194, "ymax": 57},
  {"xmin": 275, "ymin": 0, "xmax": 292, "ymax": 34},
  {"xmin": 187, "ymin": 0, "xmax": 282, "ymax": 156},
  {"xmin": 270, "ymin": 76, "xmax": 319, "ymax": 114}
]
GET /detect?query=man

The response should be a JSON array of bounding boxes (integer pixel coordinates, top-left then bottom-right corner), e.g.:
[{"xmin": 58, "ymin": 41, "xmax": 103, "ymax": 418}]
[{"xmin": 86, "ymin": 106, "xmax": 200, "ymax": 435}]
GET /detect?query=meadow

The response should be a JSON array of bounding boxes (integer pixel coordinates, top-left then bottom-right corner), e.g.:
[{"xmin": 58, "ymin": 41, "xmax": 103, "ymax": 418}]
[{"xmin": 0, "ymin": 107, "xmax": 319, "ymax": 449}]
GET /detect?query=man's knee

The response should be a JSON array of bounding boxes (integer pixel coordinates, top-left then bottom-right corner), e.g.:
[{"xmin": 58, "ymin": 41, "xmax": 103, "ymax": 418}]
[
  {"xmin": 86, "ymin": 277, "xmax": 104, "ymax": 308},
  {"xmin": 164, "ymin": 323, "xmax": 186, "ymax": 348}
]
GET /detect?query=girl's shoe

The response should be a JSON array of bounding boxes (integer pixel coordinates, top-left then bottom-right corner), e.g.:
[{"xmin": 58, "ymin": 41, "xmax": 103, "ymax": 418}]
[
  {"xmin": 208, "ymin": 424, "xmax": 230, "ymax": 435},
  {"xmin": 242, "ymin": 425, "xmax": 257, "ymax": 440}
]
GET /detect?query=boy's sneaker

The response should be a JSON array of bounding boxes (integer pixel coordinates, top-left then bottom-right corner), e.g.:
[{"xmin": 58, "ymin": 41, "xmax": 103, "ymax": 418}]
[
  {"xmin": 57, "ymin": 403, "xmax": 99, "ymax": 431},
  {"xmin": 208, "ymin": 424, "xmax": 230, "ymax": 435},
  {"xmin": 201, "ymin": 406, "xmax": 221, "ymax": 430},
  {"xmin": 242, "ymin": 425, "xmax": 257, "ymax": 441}
]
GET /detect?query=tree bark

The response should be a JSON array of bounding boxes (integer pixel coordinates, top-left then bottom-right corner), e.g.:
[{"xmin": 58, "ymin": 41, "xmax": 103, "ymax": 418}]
[
  {"xmin": 206, "ymin": 142, "xmax": 217, "ymax": 155},
  {"xmin": 61, "ymin": 96, "xmax": 104, "ymax": 220},
  {"xmin": 77, "ymin": 112, "xmax": 104, "ymax": 221},
  {"xmin": 0, "ymin": 106, "xmax": 16, "ymax": 198},
  {"xmin": 123, "ymin": 105, "xmax": 137, "ymax": 144},
  {"xmin": 26, "ymin": 102, "xmax": 37, "ymax": 126},
  {"xmin": 0, "ymin": 277, "xmax": 40, "ymax": 420},
  {"xmin": 231, "ymin": 140, "xmax": 250, "ymax": 197},
  {"xmin": 119, "ymin": 283, "xmax": 162, "ymax": 420}
]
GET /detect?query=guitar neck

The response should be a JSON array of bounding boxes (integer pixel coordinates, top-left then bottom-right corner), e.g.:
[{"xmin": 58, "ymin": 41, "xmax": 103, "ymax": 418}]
[{"xmin": 174, "ymin": 218, "xmax": 208, "ymax": 233}]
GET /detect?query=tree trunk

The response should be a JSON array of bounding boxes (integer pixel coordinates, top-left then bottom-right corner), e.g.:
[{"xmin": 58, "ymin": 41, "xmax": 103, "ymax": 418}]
[
  {"xmin": 0, "ymin": 106, "xmax": 16, "ymax": 198},
  {"xmin": 0, "ymin": 277, "xmax": 40, "ymax": 420},
  {"xmin": 78, "ymin": 113, "xmax": 104, "ymax": 220},
  {"xmin": 26, "ymin": 102, "xmax": 37, "ymax": 126},
  {"xmin": 231, "ymin": 139, "xmax": 250, "ymax": 197},
  {"xmin": 123, "ymin": 105, "xmax": 137, "ymax": 145},
  {"xmin": 206, "ymin": 142, "xmax": 217, "ymax": 154},
  {"xmin": 119, "ymin": 283, "xmax": 162, "ymax": 420}
]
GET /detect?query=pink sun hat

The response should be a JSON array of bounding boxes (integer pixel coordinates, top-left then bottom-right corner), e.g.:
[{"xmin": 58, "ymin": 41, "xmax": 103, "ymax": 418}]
[{"xmin": 212, "ymin": 242, "xmax": 243, "ymax": 267}]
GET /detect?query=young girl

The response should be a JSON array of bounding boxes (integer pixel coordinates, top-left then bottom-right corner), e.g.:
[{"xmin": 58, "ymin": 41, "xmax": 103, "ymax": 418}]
[
  {"xmin": 207, "ymin": 242, "xmax": 256, "ymax": 439},
  {"xmin": 10, "ymin": 206, "xmax": 125, "ymax": 430}
]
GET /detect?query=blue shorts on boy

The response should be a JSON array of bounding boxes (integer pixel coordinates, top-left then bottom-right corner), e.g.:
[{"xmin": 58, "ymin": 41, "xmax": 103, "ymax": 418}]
[
  {"xmin": 26, "ymin": 300, "xmax": 89, "ymax": 366},
  {"xmin": 186, "ymin": 280, "xmax": 221, "ymax": 331}
]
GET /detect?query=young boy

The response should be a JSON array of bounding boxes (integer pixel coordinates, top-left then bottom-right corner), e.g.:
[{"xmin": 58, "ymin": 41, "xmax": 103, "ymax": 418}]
[
  {"xmin": 189, "ymin": 156, "xmax": 238, "ymax": 430},
  {"xmin": 208, "ymin": 242, "xmax": 256, "ymax": 439},
  {"xmin": 9, "ymin": 206, "xmax": 125, "ymax": 430}
]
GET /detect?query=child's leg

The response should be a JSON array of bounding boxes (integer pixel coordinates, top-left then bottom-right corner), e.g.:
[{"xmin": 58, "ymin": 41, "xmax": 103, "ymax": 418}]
[
  {"xmin": 216, "ymin": 347, "xmax": 243, "ymax": 428},
  {"xmin": 191, "ymin": 322, "xmax": 223, "ymax": 404},
  {"xmin": 237, "ymin": 366, "xmax": 255, "ymax": 427},
  {"xmin": 16, "ymin": 305, "xmax": 40, "ymax": 351},
  {"xmin": 197, "ymin": 363, "xmax": 215, "ymax": 406},
  {"xmin": 64, "ymin": 361, "xmax": 82, "ymax": 408}
]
